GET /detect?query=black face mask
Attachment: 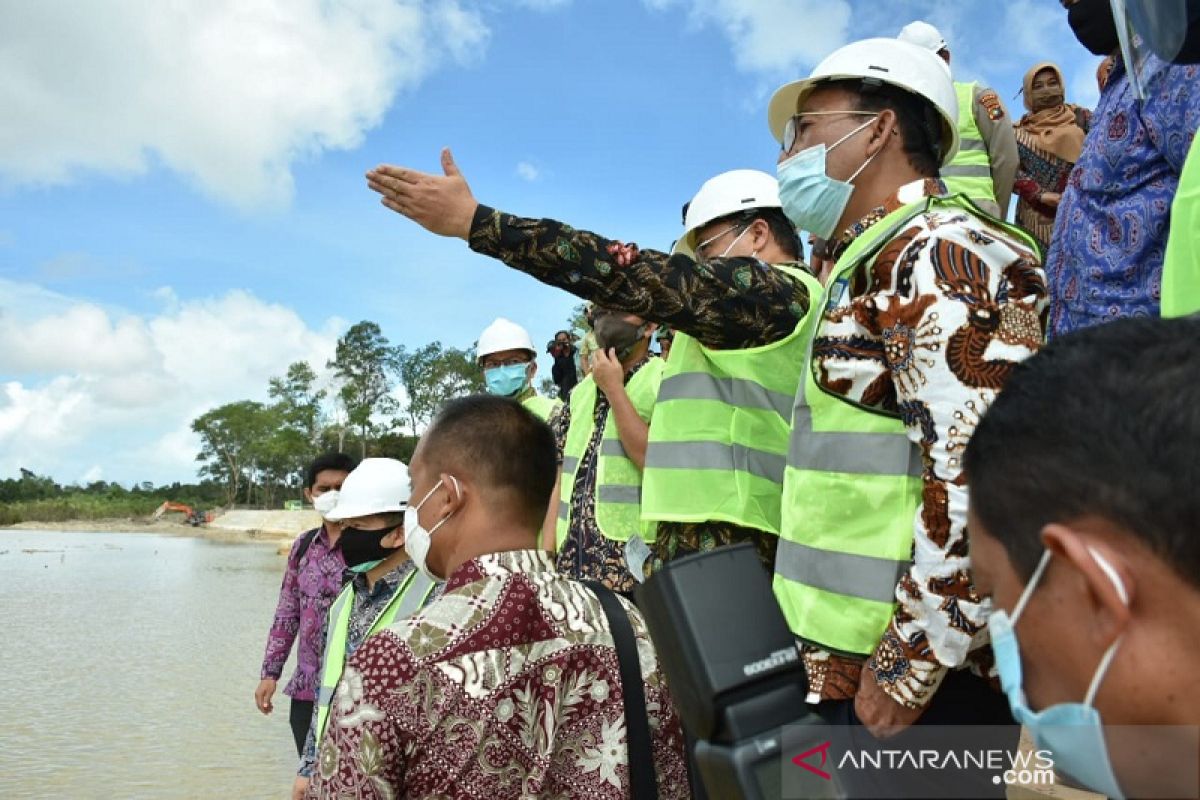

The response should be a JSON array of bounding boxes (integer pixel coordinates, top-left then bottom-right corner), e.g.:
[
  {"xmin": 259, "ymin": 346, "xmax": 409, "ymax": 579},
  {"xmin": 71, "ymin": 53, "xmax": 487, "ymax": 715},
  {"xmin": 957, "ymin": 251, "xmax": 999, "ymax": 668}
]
[
  {"xmin": 1069, "ymin": 0, "xmax": 1120, "ymax": 56},
  {"xmin": 593, "ymin": 316, "xmax": 646, "ymax": 360},
  {"xmin": 340, "ymin": 524, "xmax": 401, "ymax": 568}
]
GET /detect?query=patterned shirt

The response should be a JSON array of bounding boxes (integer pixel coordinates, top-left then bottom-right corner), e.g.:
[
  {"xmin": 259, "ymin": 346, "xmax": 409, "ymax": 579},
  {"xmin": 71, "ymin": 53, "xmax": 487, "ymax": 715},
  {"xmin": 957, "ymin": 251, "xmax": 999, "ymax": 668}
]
[
  {"xmin": 550, "ymin": 357, "xmax": 653, "ymax": 594},
  {"xmin": 1045, "ymin": 54, "xmax": 1200, "ymax": 338},
  {"xmin": 297, "ymin": 560, "xmax": 430, "ymax": 777},
  {"xmin": 260, "ymin": 525, "xmax": 346, "ymax": 701},
  {"xmin": 307, "ymin": 549, "xmax": 689, "ymax": 799},
  {"xmin": 469, "ymin": 186, "xmax": 1046, "ymax": 709}
]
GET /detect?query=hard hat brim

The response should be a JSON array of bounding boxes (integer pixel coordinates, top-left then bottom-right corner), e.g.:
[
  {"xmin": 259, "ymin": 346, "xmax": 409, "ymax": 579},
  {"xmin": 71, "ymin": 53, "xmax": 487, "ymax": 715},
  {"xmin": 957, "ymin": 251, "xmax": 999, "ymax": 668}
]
[{"xmin": 324, "ymin": 499, "xmax": 407, "ymax": 522}]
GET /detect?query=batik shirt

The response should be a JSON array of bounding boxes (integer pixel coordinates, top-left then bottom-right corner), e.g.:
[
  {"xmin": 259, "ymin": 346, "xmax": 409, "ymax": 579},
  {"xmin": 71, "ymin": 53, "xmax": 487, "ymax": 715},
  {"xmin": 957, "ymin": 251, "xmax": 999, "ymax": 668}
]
[
  {"xmin": 468, "ymin": 186, "xmax": 1046, "ymax": 709},
  {"xmin": 550, "ymin": 357, "xmax": 653, "ymax": 594},
  {"xmin": 306, "ymin": 549, "xmax": 689, "ymax": 799},
  {"xmin": 260, "ymin": 525, "xmax": 346, "ymax": 701},
  {"xmin": 1045, "ymin": 54, "xmax": 1200, "ymax": 337}
]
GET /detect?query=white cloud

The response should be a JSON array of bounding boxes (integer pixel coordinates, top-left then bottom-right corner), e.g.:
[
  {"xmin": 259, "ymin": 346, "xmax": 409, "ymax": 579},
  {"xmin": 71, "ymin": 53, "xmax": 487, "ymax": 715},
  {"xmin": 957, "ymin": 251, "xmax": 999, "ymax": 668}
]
[
  {"xmin": 0, "ymin": 279, "xmax": 343, "ymax": 484},
  {"xmin": 0, "ymin": 0, "xmax": 490, "ymax": 210},
  {"xmin": 515, "ymin": 161, "xmax": 541, "ymax": 181},
  {"xmin": 644, "ymin": 0, "xmax": 852, "ymax": 76}
]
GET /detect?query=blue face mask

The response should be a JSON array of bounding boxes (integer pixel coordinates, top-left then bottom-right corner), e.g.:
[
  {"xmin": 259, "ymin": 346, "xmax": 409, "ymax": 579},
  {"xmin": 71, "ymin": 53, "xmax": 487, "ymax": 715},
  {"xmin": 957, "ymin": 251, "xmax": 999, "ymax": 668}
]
[
  {"xmin": 989, "ymin": 548, "xmax": 1129, "ymax": 800},
  {"xmin": 484, "ymin": 363, "xmax": 529, "ymax": 397},
  {"xmin": 776, "ymin": 116, "xmax": 879, "ymax": 241}
]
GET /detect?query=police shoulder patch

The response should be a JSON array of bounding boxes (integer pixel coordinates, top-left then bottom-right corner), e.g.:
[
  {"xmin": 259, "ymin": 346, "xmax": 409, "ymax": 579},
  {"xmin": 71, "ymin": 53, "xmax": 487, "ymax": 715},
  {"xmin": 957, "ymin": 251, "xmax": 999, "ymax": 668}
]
[{"xmin": 977, "ymin": 89, "xmax": 1005, "ymax": 122}]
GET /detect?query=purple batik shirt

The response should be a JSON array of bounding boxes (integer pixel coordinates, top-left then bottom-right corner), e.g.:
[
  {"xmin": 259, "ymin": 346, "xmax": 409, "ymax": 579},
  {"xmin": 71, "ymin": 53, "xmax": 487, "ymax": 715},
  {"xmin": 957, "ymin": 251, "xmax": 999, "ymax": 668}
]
[{"xmin": 260, "ymin": 525, "xmax": 347, "ymax": 702}]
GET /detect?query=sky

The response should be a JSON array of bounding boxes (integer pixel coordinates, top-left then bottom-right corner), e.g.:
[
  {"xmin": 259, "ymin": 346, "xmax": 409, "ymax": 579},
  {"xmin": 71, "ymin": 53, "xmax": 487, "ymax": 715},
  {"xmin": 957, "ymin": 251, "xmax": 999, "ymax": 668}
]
[{"xmin": 0, "ymin": 0, "xmax": 1101, "ymax": 486}]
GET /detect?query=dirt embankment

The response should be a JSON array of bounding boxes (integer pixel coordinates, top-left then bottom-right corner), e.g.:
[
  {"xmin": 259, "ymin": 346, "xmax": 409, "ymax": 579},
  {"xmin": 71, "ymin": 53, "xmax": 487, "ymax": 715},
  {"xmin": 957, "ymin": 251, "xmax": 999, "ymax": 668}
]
[{"xmin": 5, "ymin": 509, "xmax": 321, "ymax": 552}]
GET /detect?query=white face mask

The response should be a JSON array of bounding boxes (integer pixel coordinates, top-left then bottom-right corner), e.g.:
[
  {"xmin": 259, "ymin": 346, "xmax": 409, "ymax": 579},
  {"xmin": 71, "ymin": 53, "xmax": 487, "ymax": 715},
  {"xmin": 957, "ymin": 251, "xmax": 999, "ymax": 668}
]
[
  {"xmin": 403, "ymin": 476, "xmax": 460, "ymax": 581},
  {"xmin": 312, "ymin": 490, "xmax": 340, "ymax": 519}
]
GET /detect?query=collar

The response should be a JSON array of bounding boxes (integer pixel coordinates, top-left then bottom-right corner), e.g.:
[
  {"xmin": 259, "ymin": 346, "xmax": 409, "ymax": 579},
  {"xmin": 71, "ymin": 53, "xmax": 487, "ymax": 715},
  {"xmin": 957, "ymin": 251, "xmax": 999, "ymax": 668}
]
[
  {"xmin": 345, "ymin": 559, "xmax": 411, "ymax": 594},
  {"xmin": 828, "ymin": 178, "xmax": 946, "ymax": 261},
  {"xmin": 515, "ymin": 385, "xmax": 536, "ymax": 403},
  {"xmin": 444, "ymin": 549, "xmax": 557, "ymax": 594},
  {"xmin": 621, "ymin": 354, "xmax": 654, "ymax": 383}
]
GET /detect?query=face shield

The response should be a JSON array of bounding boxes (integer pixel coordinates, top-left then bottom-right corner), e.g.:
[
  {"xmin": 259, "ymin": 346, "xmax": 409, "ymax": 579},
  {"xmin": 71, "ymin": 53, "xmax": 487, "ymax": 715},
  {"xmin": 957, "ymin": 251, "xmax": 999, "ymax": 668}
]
[{"xmin": 1112, "ymin": 0, "xmax": 1200, "ymax": 99}]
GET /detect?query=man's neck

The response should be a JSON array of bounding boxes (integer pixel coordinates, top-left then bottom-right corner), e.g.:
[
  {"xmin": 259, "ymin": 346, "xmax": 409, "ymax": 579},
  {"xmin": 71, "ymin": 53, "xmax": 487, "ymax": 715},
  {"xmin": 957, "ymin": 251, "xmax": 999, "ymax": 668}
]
[
  {"xmin": 835, "ymin": 167, "xmax": 925, "ymax": 240},
  {"xmin": 364, "ymin": 548, "xmax": 410, "ymax": 590},
  {"xmin": 324, "ymin": 522, "xmax": 341, "ymax": 547}
]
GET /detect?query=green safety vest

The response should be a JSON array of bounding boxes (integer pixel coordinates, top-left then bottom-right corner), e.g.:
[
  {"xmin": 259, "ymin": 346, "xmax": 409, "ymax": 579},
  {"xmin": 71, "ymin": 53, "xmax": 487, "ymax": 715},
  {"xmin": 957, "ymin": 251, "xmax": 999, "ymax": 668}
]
[
  {"xmin": 314, "ymin": 564, "xmax": 437, "ymax": 743},
  {"xmin": 940, "ymin": 82, "xmax": 996, "ymax": 207},
  {"xmin": 556, "ymin": 360, "xmax": 665, "ymax": 548},
  {"xmin": 640, "ymin": 265, "xmax": 824, "ymax": 535},
  {"xmin": 773, "ymin": 194, "xmax": 1037, "ymax": 656},
  {"xmin": 521, "ymin": 393, "xmax": 562, "ymax": 421},
  {"xmin": 1162, "ymin": 136, "xmax": 1200, "ymax": 318}
]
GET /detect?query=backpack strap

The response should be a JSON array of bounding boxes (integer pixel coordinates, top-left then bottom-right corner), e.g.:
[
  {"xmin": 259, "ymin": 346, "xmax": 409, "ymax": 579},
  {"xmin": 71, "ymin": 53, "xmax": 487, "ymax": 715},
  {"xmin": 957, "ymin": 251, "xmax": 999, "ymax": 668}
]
[
  {"xmin": 585, "ymin": 581, "xmax": 659, "ymax": 800},
  {"xmin": 292, "ymin": 527, "xmax": 321, "ymax": 568}
]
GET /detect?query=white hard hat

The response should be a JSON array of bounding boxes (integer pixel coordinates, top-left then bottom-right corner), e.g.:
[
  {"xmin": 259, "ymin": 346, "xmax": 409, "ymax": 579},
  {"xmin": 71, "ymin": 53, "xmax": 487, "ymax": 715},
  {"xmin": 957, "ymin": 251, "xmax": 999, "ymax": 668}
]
[
  {"xmin": 897, "ymin": 20, "xmax": 947, "ymax": 54},
  {"xmin": 767, "ymin": 38, "xmax": 960, "ymax": 167},
  {"xmin": 324, "ymin": 458, "xmax": 411, "ymax": 521},
  {"xmin": 672, "ymin": 169, "xmax": 782, "ymax": 257},
  {"xmin": 476, "ymin": 317, "xmax": 536, "ymax": 362}
]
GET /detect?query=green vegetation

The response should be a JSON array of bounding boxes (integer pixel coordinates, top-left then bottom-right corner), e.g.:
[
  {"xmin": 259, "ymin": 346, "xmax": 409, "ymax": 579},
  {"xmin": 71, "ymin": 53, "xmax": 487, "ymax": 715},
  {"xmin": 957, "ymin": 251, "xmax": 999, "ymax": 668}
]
[
  {"xmin": 0, "ymin": 469, "xmax": 224, "ymax": 526},
  {"xmin": 4, "ymin": 320, "xmax": 485, "ymax": 525}
]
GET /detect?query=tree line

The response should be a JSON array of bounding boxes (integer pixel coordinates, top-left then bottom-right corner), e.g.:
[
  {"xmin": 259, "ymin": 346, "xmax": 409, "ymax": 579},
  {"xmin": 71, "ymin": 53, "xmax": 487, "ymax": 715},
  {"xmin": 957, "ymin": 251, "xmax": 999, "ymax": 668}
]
[{"xmin": 191, "ymin": 320, "xmax": 483, "ymax": 508}]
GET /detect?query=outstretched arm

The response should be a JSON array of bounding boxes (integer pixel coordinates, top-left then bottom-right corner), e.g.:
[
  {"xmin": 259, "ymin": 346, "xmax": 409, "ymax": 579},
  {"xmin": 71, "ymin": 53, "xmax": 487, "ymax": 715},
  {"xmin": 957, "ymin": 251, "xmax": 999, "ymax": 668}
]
[{"xmin": 367, "ymin": 150, "xmax": 811, "ymax": 351}]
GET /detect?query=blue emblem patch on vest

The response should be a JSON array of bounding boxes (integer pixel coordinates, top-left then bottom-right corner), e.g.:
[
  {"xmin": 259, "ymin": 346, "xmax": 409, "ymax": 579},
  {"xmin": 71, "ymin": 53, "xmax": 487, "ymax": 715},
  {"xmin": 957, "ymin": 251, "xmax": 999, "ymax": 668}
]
[{"xmin": 827, "ymin": 277, "xmax": 849, "ymax": 310}]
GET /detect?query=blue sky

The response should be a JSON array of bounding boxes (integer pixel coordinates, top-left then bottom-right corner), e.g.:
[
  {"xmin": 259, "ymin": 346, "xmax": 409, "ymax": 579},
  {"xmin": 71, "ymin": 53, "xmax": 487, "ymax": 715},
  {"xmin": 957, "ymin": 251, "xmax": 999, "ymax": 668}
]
[{"xmin": 0, "ymin": 0, "xmax": 1099, "ymax": 485}]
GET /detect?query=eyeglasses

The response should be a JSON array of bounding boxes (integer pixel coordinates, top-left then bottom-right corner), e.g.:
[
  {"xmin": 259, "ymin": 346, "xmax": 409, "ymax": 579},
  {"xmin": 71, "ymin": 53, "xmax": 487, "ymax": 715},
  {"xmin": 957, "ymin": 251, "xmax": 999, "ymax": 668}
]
[
  {"xmin": 483, "ymin": 357, "xmax": 531, "ymax": 369},
  {"xmin": 693, "ymin": 223, "xmax": 744, "ymax": 263},
  {"xmin": 781, "ymin": 110, "xmax": 879, "ymax": 155}
]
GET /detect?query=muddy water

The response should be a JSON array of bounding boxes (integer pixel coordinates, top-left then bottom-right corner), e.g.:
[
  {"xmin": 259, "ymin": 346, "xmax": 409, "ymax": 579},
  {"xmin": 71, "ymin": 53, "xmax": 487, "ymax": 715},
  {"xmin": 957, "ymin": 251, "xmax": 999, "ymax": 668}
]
[{"xmin": 0, "ymin": 530, "xmax": 301, "ymax": 799}]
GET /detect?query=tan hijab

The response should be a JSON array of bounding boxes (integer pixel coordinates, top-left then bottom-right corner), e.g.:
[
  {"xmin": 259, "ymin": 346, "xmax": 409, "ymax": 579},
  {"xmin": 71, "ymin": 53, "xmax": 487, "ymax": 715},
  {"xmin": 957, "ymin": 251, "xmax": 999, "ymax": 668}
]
[{"xmin": 1015, "ymin": 62, "xmax": 1086, "ymax": 164}]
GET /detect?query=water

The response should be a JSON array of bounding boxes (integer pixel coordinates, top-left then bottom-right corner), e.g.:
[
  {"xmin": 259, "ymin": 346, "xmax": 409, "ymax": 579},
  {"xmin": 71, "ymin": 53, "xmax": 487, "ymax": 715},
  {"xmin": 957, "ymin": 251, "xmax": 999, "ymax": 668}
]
[{"xmin": 0, "ymin": 530, "xmax": 301, "ymax": 799}]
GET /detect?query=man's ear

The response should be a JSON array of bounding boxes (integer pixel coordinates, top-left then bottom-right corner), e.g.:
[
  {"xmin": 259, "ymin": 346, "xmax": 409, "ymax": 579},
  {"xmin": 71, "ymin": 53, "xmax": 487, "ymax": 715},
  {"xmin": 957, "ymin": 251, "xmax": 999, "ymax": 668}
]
[
  {"xmin": 866, "ymin": 108, "xmax": 897, "ymax": 157},
  {"xmin": 303, "ymin": 487, "xmax": 314, "ymax": 504},
  {"xmin": 1042, "ymin": 523, "xmax": 1134, "ymax": 648},
  {"xmin": 382, "ymin": 525, "xmax": 405, "ymax": 548},
  {"xmin": 526, "ymin": 361, "xmax": 537, "ymax": 380},
  {"xmin": 440, "ymin": 474, "xmax": 467, "ymax": 517},
  {"xmin": 644, "ymin": 322, "xmax": 659, "ymax": 340},
  {"xmin": 749, "ymin": 218, "xmax": 772, "ymax": 253}
]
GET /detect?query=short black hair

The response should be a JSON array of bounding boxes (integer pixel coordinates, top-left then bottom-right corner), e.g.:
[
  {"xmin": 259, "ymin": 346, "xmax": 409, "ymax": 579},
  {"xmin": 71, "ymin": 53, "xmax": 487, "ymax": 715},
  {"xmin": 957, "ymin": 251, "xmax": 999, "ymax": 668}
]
[
  {"xmin": 824, "ymin": 79, "xmax": 942, "ymax": 177},
  {"xmin": 964, "ymin": 316, "xmax": 1200, "ymax": 587},
  {"xmin": 712, "ymin": 207, "xmax": 801, "ymax": 260},
  {"xmin": 420, "ymin": 395, "xmax": 557, "ymax": 530},
  {"xmin": 305, "ymin": 452, "xmax": 357, "ymax": 489}
]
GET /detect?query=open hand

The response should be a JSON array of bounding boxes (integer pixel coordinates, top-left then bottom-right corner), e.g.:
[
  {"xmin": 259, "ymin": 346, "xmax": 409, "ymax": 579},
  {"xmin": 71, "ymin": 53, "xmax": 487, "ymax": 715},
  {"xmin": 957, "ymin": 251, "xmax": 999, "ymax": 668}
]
[{"xmin": 366, "ymin": 148, "xmax": 477, "ymax": 239}]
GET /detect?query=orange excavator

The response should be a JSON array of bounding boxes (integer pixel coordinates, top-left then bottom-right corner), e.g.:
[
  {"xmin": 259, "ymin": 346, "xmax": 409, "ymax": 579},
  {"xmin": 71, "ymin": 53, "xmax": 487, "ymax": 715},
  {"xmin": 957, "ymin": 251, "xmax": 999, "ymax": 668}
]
[{"xmin": 152, "ymin": 501, "xmax": 211, "ymax": 527}]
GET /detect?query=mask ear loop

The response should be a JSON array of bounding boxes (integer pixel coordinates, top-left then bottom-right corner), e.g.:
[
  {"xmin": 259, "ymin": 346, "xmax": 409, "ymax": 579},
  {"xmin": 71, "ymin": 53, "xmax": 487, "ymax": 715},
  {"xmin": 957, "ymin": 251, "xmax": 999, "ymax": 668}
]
[
  {"xmin": 1009, "ymin": 549, "xmax": 1053, "ymax": 625},
  {"xmin": 1083, "ymin": 547, "xmax": 1129, "ymax": 706}
]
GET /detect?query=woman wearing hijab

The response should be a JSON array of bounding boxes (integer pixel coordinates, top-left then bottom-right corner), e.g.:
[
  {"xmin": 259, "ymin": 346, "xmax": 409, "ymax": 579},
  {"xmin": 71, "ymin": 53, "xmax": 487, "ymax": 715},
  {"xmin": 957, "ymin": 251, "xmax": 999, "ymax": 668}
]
[{"xmin": 1012, "ymin": 62, "xmax": 1091, "ymax": 252}]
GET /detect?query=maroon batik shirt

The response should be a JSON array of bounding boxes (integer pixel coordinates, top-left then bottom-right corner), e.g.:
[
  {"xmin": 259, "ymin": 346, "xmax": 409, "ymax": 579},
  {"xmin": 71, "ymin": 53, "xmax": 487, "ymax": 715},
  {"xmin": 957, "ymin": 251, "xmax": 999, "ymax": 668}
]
[{"xmin": 307, "ymin": 549, "xmax": 689, "ymax": 799}]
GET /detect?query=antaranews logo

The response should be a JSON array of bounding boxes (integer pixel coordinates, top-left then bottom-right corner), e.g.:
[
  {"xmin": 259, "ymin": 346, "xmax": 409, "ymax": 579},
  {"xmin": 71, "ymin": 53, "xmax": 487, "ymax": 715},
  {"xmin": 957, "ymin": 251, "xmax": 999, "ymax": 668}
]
[{"xmin": 787, "ymin": 737, "xmax": 1056, "ymax": 797}]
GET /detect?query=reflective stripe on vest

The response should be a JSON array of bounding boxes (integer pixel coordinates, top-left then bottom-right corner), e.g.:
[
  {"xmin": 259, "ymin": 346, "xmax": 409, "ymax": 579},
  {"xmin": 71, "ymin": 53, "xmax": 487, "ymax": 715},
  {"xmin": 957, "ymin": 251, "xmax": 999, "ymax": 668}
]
[
  {"xmin": 521, "ymin": 393, "xmax": 562, "ymax": 421},
  {"xmin": 556, "ymin": 361, "xmax": 664, "ymax": 548},
  {"xmin": 941, "ymin": 82, "xmax": 996, "ymax": 204},
  {"xmin": 314, "ymin": 568, "xmax": 437, "ymax": 743},
  {"xmin": 773, "ymin": 194, "xmax": 1038, "ymax": 656},
  {"xmin": 640, "ymin": 264, "xmax": 823, "ymax": 533}
]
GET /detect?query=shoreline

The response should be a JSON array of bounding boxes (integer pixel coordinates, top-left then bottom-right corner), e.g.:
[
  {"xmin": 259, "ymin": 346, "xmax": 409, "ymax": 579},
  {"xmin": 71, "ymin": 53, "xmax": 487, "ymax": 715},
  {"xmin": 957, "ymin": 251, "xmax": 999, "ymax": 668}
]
[{"xmin": 2, "ymin": 518, "xmax": 297, "ymax": 548}]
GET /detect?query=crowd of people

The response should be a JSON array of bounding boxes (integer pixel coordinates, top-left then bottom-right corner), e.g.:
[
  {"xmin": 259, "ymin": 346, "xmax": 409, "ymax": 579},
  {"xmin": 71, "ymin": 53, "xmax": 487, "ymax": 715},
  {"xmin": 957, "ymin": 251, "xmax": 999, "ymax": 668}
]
[{"xmin": 254, "ymin": 1, "xmax": 1199, "ymax": 798}]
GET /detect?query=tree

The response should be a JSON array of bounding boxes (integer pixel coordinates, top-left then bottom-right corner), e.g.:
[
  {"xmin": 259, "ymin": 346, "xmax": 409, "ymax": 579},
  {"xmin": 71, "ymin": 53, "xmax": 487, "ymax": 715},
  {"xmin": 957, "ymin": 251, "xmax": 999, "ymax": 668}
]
[
  {"xmin": 191, "ymin": 401, "xmax": 275, "ymax": 506},
  {"xmin": 328, "ymin": 321, "xmax": 400, "ymax": 459},
  {"xmin": 395, "ymin": 341, "xmax": 485, "ymax": 433},
  {"xmin": 268, "ymin": 360, "xmax": 328, "ymax": 493},
  {"xmin": 268, "ymin": 361, "xmax": 326, "ymax": 445}
]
